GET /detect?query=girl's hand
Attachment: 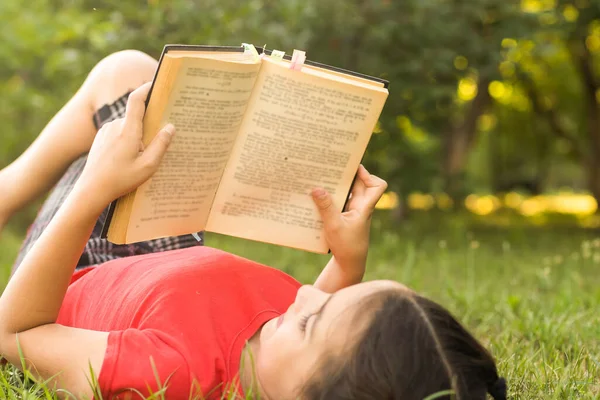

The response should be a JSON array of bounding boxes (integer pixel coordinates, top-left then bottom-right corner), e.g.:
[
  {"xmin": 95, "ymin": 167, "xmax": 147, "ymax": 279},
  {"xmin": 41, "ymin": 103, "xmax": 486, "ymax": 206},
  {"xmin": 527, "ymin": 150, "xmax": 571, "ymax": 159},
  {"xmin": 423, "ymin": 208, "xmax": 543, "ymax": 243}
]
[
  {"xmin": 77, "ymin": 82, "xmax": 174, "ymax": 209},
  {"xmin": 311, "ymin": 165, "xmax": 388, "ymax": 270}
]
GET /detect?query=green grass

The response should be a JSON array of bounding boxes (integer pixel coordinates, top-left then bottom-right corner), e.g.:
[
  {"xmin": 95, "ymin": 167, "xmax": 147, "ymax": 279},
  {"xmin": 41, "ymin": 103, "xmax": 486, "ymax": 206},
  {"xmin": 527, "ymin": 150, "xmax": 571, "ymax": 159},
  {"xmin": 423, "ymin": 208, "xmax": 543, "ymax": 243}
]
[{"xmin": 1, "ymin": 210, "xmax": 599, "ymax": 399}]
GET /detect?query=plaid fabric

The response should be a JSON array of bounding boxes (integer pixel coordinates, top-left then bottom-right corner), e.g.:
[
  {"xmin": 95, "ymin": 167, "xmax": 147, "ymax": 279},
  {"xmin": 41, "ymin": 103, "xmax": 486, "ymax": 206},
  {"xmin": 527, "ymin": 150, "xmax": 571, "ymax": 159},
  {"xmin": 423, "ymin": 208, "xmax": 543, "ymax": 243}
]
[{"xmin": 12, "ymin": 92, "xmax": 203, "ymax": 272}]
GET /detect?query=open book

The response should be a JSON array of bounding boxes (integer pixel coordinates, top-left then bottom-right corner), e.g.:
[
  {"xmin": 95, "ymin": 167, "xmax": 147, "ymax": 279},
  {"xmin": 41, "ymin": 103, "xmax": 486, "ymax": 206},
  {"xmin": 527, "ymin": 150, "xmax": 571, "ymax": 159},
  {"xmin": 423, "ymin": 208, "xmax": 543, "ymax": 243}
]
[{"xmin": 101, "ymin": 44, "xmax": 389, "ymax": 253}]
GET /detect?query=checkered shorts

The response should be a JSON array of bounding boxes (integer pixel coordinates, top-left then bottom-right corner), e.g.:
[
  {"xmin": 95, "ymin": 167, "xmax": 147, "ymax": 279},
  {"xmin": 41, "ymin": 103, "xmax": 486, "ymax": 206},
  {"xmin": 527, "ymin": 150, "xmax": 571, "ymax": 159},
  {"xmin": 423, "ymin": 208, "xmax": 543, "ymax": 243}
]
[{"xmin": 12, "ymin": 92, "xmax": 203, "ymax": 272}]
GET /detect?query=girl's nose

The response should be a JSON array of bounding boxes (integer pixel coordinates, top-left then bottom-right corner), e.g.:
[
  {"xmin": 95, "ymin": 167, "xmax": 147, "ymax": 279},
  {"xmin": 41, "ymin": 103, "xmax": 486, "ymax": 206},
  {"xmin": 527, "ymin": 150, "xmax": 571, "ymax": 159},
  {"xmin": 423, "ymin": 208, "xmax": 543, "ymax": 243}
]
[
  {"xmin": 294, "ymin": 285, "xmax": 314, "ymax": 306},
  {"xmin": 294, "ymin": 285, "xmax": 325, "ymax": 311}
]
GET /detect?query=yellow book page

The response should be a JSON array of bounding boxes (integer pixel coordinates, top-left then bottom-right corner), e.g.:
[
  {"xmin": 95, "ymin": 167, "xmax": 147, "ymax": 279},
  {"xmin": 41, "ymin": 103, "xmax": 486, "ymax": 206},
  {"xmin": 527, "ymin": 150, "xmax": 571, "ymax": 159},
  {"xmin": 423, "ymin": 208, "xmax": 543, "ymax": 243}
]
[
  {"xmin": 206, "ymin": 59, "xmax": 389, "ymax": 253},
  {"xmin": 125, "ymin": 55, "xmax": 261, "ymax": 243}
]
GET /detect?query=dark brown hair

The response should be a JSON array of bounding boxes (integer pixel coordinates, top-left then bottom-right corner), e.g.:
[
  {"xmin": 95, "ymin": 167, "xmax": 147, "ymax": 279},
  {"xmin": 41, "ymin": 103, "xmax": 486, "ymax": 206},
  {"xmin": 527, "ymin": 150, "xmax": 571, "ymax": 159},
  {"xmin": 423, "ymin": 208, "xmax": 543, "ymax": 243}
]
[{"xmin": 302, "ymin": 289, "xmax": 506, "ymax": 400}]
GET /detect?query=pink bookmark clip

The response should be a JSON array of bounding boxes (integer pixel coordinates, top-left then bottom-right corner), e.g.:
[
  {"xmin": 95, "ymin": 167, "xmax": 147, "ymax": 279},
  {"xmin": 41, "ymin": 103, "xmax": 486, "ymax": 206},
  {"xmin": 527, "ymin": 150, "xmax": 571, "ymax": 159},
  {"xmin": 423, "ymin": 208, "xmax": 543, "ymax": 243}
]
[{"xmin": 290, "ymin": 49, "xmax": 306, "ymax": 71}]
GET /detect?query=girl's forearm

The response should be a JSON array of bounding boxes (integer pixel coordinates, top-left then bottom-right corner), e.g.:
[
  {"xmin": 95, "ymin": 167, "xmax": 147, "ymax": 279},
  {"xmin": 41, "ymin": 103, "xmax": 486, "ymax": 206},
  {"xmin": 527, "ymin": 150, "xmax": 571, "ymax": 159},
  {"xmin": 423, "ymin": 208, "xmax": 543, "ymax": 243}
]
[
  {"xmin": 0, "ymin": 183, "xmax": 105, "ymax": 334},
  {"xmin": 314, "ymin": 255, "xmax": 366, "ymax": 293}
]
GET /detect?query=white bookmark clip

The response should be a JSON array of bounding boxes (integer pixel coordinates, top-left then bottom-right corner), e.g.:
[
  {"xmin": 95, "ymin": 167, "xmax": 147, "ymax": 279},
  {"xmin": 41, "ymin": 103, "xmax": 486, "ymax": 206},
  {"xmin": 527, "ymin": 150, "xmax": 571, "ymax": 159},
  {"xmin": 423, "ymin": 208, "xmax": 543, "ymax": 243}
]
[
  {"xmin": 242, "ymin": 43, "xmax": 261, "ymax": 62},
  {"xmin": 192, "ymin": 232, "xmax": 202, "ymax": 242},
  {"xmin": 270, "ymin": 49, "xmax": 285, "ymax": 62},
  {"xmin": 290, "ymin": 49, "xmax": 306, "ymax": 71}
]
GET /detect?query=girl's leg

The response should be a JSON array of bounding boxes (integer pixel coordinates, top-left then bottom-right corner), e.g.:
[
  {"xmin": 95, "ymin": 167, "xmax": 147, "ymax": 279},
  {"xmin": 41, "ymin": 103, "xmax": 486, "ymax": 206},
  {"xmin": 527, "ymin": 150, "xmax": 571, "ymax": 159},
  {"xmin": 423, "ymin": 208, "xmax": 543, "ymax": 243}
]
[
  {"xmin": 7, "ymin": 50, "xmax": 201, "ymax": 274},
  {"xmin": 0, "ymin": 50, "xmax": 158, "ymax": 229}
]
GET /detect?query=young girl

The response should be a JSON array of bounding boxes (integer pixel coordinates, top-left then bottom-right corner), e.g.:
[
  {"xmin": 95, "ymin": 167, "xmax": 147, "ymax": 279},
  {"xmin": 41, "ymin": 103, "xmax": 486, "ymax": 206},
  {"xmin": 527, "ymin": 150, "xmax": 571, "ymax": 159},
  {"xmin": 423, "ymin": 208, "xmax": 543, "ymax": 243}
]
[{"xmin": 0, "ymin": 51, "xmax": 507, "ymax": 400}]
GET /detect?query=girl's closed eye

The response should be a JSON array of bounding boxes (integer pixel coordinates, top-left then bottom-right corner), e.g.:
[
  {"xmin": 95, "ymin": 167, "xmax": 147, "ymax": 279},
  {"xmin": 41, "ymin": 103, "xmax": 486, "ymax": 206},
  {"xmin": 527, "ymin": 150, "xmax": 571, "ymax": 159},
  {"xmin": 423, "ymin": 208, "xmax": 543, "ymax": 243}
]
[{"xmin": 299, "ymin": 314, "xmax": 312, "ymax": 333}]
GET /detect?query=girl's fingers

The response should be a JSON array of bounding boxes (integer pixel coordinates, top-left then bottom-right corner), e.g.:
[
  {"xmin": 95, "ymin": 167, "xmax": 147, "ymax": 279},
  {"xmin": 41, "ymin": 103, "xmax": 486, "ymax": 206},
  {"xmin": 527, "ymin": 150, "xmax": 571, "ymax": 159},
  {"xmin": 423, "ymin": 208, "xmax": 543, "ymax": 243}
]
[
  {"xmin": 363, "ymin": 179, "xmax": 388, "ymax": 211},
  {"xmin": 357, "ymin": 164, "xmax": 370, "ymax": 182},
  {"xmin": 359, "ymin": 164, "xmax": 387, "ymax": 189},
  {"xmin": 348, "ymin": 165, "xmax": 388, "ymax": 212},
  {"xmin": 350, "ymin": 165, "xmax": 370, "ymax": 199},
  {"xmin": 137, "ymin": 124, "xmax": 175, "ymax": 172},
  {"xmin": 123, "ymin": 82, "xmax": 152, "ymax": 136},
  {"xmin": 311, "ymin": 188, "xmax": 342, "ymax": 232}
]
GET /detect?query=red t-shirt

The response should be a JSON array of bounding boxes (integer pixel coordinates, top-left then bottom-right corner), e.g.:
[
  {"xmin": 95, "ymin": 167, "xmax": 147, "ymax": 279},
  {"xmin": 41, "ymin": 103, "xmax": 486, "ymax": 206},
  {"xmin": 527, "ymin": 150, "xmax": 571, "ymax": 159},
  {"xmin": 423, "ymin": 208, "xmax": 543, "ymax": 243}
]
[{"xmin": 56, "ymin": 247, "xmax": 301, "ymax": 399}]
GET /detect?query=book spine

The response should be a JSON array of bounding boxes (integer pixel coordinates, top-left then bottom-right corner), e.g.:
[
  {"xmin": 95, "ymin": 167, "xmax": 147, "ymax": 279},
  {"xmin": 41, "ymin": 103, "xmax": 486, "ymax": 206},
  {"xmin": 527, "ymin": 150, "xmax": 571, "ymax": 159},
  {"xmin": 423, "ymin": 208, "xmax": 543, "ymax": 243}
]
[
  {"xmin": 99, "ymin": 201, "xmax": 118, "ymax": 238},
  {"xmin": 99, "ymin": 45, "xmax": 172, "ymax": 239}
]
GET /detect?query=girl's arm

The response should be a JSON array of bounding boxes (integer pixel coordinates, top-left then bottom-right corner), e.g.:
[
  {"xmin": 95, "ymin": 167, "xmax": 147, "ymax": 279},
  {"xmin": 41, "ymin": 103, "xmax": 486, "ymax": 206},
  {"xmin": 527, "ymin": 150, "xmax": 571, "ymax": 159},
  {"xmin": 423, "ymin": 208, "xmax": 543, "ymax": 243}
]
[
  {"xmin": 0, "ymin": 83, "xmax": 174, "ymax": 397},
  {"xmin": 311, "ymin": 166, "xmax": 388, "ymax": 293}
]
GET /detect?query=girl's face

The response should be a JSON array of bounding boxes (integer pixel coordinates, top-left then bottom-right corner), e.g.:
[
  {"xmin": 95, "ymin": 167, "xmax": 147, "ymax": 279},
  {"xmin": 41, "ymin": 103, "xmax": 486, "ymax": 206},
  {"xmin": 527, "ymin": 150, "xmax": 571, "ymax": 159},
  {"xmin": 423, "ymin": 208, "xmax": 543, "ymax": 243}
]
[{"xmin": 252, "ymin": 280, "xmax": 407, "ymax": 400}]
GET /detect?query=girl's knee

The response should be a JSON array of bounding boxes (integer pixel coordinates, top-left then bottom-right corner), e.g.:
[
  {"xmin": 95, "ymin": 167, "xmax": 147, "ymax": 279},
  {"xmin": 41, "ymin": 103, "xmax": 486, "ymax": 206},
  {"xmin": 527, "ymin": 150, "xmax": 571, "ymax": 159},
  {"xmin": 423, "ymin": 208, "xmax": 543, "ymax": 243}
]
[{"xmin": 86, "ymin": 50, "xmax": 158, "ymax": 110}]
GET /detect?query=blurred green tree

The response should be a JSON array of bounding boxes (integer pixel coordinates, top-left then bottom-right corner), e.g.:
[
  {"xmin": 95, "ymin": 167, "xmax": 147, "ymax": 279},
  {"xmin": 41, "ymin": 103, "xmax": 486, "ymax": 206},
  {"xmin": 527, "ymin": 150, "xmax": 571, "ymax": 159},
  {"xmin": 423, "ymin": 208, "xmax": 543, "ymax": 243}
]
[{"xmin": 3, "ymin": 0, "xmax": 600, "ymax": 228}]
